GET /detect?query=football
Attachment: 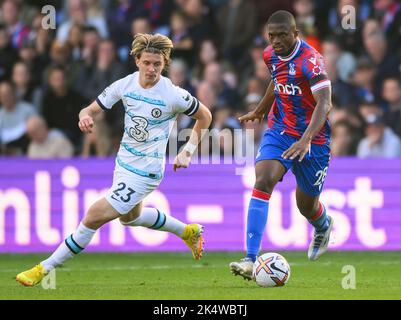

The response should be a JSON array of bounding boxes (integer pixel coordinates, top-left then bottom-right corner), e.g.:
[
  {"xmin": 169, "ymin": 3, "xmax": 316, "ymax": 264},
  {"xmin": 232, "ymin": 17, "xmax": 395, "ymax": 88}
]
[{"xmin": 253, "ymin": 252, "xmax": 291, "ymax": 287}]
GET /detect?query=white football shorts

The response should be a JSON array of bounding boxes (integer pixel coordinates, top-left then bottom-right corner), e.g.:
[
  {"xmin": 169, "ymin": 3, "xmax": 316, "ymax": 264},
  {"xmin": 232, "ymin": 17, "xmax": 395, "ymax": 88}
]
[{"xmin": 105, "ymin": 168, "xmax": 161, "ymax": 214}]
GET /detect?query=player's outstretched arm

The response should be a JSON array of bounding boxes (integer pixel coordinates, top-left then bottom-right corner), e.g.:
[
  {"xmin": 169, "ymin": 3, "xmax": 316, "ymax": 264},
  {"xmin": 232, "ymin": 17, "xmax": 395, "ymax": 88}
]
[
  {"xmin": 173, "ymin": 103, "xmax": 212, "ymax": 171},
  {"xmin": 78, "ymin": 101, "xmax": 104, "ymax": 134},
  {"xmin": 238, "ymin": 80, "xmax": 274, "ymax": 123},
  {"xmin": 282, "ymin": 86, "xmax": 332, "ymax": 162}
]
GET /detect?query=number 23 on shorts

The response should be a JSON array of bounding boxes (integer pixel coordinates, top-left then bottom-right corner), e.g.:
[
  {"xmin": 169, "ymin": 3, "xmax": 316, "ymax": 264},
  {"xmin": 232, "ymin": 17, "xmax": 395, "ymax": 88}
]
[{"xmin": 111, "ymin": 182, "xmax": 135, "ymax": 203}]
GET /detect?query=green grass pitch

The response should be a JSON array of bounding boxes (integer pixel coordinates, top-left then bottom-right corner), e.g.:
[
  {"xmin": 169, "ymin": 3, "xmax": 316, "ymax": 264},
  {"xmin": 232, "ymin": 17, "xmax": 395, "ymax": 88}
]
[{"xmin": 1, "ymin": 251, "xmax": 400, "ymax": 300}]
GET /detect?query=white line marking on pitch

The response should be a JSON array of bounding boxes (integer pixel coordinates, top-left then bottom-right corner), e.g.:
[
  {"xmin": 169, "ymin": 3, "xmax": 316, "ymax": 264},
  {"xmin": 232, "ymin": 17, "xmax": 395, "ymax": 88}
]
[
  {"xmin": 0, "ymin": 264, "xmax": 205, "ymax": 273},
  {"xmin": 1, "ymin": 260, "xmax": 400, "ymax": 273}
]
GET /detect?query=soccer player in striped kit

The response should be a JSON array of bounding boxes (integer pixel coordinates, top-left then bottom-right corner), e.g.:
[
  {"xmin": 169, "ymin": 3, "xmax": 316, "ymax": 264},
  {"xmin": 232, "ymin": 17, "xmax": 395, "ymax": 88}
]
[
  {"xmin": 16, "ymin": 34, "xmax": 212, "ymax": 286},
  {"xmin": 230, "ymin": 11, "xmax": 334, "ymax": 280}
]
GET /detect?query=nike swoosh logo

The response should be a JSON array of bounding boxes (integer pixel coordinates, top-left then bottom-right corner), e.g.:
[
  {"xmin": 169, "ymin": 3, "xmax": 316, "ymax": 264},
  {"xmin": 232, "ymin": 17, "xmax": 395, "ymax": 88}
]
[
  {"xmin": 270, "ymin": 262, "xmax": 288, "ymax": 275},
  {"xmin": 111, "ymin": 194, "xmax": 120, "ymax": 201}
]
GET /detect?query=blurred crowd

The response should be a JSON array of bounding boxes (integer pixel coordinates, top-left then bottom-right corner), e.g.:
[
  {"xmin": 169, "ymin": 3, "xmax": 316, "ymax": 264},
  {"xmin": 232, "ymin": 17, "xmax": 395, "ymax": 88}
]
[{"xmin": 0, "ymin": 0, "xmax": 400, "ymax": 159}]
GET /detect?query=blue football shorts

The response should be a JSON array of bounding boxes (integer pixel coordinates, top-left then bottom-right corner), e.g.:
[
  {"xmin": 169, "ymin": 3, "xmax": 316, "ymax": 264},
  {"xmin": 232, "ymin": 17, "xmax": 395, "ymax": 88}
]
[{"xmin": 255, "ymin": 128, "xmax": 330, "ymax": 197}]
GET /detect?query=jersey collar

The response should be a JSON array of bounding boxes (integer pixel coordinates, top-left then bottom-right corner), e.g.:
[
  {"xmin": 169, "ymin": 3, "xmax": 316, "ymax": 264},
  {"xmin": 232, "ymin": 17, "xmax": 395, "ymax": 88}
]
[{"xmin": 277, "ymin": 38, "xmax": 301, "ymax": 62}]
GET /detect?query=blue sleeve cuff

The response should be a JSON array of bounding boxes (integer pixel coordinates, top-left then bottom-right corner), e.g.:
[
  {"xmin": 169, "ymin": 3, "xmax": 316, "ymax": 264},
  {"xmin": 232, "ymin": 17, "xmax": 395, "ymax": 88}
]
[{"xmin": 96, "ymin": 97, "xmax": 108, "ymax": 111}]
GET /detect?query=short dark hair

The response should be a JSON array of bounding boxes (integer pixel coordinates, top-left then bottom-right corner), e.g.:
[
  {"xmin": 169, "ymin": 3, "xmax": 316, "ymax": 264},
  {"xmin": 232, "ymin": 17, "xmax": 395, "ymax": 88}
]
[
  {"xmin": 267, "ymin": 10, "xmax": 296, "ymax": 28},
  {"xmin": 47, "ymin": 64, "xmax": 66, "ymax": 77},
  {"xmin": 82, "ymin": 26, "xmax": 99, "ymax": 34}
]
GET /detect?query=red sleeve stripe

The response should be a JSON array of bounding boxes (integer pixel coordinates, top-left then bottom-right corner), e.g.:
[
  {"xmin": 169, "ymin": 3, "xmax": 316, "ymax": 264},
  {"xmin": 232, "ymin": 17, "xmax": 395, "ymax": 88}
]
[
  {"xmin": 252, "ymin": 189, "xmax": 271, "ymax": 202},
  {"xmin": 311, "ymin": 80, "xmax": 331, "ymax": 93}
]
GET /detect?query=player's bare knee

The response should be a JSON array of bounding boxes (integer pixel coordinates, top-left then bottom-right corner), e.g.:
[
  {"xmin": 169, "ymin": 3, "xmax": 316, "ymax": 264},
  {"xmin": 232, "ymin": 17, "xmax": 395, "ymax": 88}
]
[
  {"xmin": 297, "ymin": 205, "xmax": 311, "ymax": 217},
  {"xmin": 296, "ymin": 199, "xmax": 318, "ymax": 217},
  {"xmin": 82, "ymin": 212, "xmax": 103, "ymax": 230},
  {"xmin": 119, "ymin": 217, "xmax": 130, "ymax": 226},
  {"xmin": 119, "ymin": 215, "xmax": 129, "ymax": 224},
  {"xmin": 83, "ymin": 202, "xmax": 111, "ymax": 229},
  {"xmin": 119, "ymin": 204, "xmax": 141, "ymax": 225},
  {"xmin": 119, "ymin": 211, "xmax": 138, "ymax": 225},
  {"xmin": 254, "ymin": 175, "xmax": 277, "ymax": 194}
]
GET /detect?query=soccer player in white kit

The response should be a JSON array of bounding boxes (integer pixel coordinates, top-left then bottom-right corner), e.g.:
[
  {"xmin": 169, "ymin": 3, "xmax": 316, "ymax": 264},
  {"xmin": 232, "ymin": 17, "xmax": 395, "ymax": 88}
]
[{"xmin": 16, "ymin": 34, "xmax": 212, "ymax": 286}]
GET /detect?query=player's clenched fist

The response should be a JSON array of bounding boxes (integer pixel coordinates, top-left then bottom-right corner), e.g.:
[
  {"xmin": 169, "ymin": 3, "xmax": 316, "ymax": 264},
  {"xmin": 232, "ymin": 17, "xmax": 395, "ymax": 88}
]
[
  {"xmin": 173, "ymin": 151, "xmax": 191, "ymax": 172},
  {"xmin": 78, "ymin": 115, "xmax": 94, "ymax": 133}
]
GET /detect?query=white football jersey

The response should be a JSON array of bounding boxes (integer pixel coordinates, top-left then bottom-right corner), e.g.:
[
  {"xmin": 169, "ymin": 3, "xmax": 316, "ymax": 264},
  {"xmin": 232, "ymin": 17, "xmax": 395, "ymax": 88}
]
[{"xmin": 97, "ymin": 72, "xmax": 199, "ymax": 180}]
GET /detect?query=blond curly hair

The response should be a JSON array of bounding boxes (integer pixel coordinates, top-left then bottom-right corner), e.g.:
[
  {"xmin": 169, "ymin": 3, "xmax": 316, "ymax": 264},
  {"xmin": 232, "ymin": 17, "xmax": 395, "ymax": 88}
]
[{"xmin": 130, "ymin": 33, "xmax": 174, "ymax": 69}]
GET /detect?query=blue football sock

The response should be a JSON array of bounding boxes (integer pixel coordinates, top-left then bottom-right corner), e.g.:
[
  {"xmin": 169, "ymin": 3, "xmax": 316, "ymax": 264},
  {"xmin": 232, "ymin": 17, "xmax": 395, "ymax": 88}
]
[
  {"xmin": 246, "ymin": 189, "xmax": 270, "ymax": 262},
  {"xmin": 308, "ymin": 203, "xmax": 329, "ymax": 232}
]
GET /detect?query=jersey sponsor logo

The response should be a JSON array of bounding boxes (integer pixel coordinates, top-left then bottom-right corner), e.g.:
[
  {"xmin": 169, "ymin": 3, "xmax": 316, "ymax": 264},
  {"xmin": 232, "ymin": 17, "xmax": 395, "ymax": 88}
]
[
  {"xmin": 274, "ymin": 82, "xmax": 303, "ymax": 95},
  {"xmin": 308, "ymin": 57, "xmax": 317, "ymax": 65},
  {"xmin": 289, "ymin": 63, "xmax": 296, "ymax": 76},
  {"xmin": 151, "ymin": 108, "xmax": 162, "ymax": 118},
  {"xmin": 128, "ymin": 116, "xmax": 149, "ymax": 142}
]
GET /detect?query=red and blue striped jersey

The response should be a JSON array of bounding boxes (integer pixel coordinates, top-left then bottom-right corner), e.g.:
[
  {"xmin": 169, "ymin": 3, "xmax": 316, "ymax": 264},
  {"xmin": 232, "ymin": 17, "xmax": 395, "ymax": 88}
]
[{"xmin": 263, "ymin": 39, "xmax": 331, "ymax": 145}]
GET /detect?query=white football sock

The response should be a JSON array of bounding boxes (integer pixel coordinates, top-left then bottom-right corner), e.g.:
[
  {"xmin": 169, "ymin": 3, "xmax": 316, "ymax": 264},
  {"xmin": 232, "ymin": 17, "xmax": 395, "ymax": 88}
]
[
  {"xmin": 41, "ymin": 222, "xmax": 96, "ymax": 272},
  {"xmin": 121, "ymin": 207, "xmax": 186, "ymax": 237}
]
